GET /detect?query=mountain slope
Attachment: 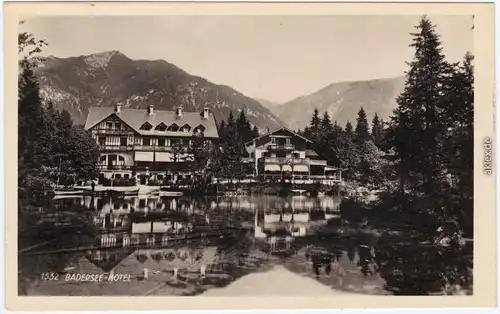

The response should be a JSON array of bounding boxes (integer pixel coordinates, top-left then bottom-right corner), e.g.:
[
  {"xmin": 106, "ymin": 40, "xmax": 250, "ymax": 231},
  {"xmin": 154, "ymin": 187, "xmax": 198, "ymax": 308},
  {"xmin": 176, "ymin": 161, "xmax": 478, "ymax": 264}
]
[
  {"xmin": 34, "ymin": 51, "xmax": 283, "ymax": 130},
  {"xmin": 256, "ymin": 98, "xmax": 282, "ymax": 108},
  {"xmin": 273, "ymin": 77, "xmax": 406, "ymax": 131}
]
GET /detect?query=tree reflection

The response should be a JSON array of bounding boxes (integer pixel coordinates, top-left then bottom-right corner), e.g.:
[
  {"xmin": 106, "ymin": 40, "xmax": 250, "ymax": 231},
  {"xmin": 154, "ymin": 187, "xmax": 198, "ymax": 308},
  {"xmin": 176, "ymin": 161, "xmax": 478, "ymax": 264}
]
[{"xmin": 375, "ymin": 233, "xmax": 472, "ymax": 295}]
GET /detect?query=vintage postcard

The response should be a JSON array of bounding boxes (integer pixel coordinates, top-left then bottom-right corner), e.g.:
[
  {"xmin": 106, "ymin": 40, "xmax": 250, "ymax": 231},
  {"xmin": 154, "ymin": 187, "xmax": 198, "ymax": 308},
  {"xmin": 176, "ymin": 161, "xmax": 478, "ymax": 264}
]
[{"xmin": 4, "ymin": 1, "xmax": 496, "ymax": 311}]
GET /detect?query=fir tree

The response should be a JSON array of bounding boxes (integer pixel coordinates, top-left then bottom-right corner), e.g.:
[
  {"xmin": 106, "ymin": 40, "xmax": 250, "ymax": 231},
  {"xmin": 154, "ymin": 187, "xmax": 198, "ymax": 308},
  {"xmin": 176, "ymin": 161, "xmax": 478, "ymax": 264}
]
[
  {"xmin": 18, "ymin": 66, "xmax": 44, "ymax": 163},
  {"xmin": 309, "ymin": 109, "xmax": 322, "ymax": 140},
  {"xmin": 251, "ymin": 125, "xmax": 260, "ymax": 138},
  {"xmin": 371, "ymin": 113, "xmax": 384, "ymax": 148},
  {"xmin": 321, "ymin": 111, "xmax": 333, "ymax": 134},
  {"xmin": 236, "ymin": 109, "xmax": 253, "ymax": 143},
  {"xmin": 355, "ymin": 107, "xmax": 370, "ymax": 143},
  {"xmin": 344, "ymin": 121, "xmax": 354, "ymax": 140},
  {"xmin": 386, "ymin": 16, "xmax": 450, "ymax": 195}
]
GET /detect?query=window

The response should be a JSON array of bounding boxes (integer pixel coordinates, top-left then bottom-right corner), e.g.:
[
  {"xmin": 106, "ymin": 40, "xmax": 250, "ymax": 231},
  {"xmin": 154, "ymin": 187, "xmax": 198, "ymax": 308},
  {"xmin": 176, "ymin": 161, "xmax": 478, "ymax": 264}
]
[
  {"xmin": 99, "ymin": 156, "xmax": 106, "ymax": 164},
  {"xmin": 167, "ymin": 123, "xmax": 179, "ymax": 132},
  {"xmin": 106, "ymin": 122, "xmax": 113, "ymax": 129},
  {"xmin": 286, "ymin": 137, "xmax": 291, "ymax": 145},
  {"xmin": 124, "ymin": 174, "xmax": 130, "ymax": 179},
  {"xmin": 180, "ymin": 124, "xmax": 191, "ymax": 132},
  {"xmin": 271, "ymin": 137, "xmax": 276, "ymax": 144},
  {"xmin": 140, "ymin": 122, "xmax": 153, "ymax": 130},
  {"xmin": 115, "ymin": 122, "xmax": 122, "ymax": 130},
  {"xmin": 98, "ymin": 136, "xmax": 106, "ymax": 145},
  {"xmin": 115, "ymin": 174, "xmax": 122, "ymax": 179},
  {"xmin": 182, "ymin": 139, "xmax": 190, "ymax": 147},
  {"xmin": 171, "ymin": 138, "xmax": 181, "ymax": 146},
  {"xmin": 143, "ymin": 137, "xmax": 151, "ymax": 146},
  {"xmin": 155, "ymin": 123, "xmax": 167, "ymax": 131},
  {"xmin": 120, "ymin": 137, "xmax": 127, "ymax": 146},
  {"xmin": 158, "ymin": 138, "xmax": 165, "ymax": 146}
]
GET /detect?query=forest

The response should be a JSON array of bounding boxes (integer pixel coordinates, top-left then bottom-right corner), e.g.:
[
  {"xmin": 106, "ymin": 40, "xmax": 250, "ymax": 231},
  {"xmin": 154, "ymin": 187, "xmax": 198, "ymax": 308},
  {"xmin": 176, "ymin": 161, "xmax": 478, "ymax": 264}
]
[{"xmin": 18, "ymin": 31, "xmax": 100, "ymax": 201}]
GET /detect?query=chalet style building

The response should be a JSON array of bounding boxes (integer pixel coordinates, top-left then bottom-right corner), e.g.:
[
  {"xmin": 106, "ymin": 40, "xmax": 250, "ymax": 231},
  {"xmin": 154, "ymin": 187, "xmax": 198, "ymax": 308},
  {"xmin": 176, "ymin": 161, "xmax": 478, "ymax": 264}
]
[
  {"xmin": 244, "ymin": 128, "xmax": 342, "ymax": 184},
  {"xmin": 84, "ymin": 105, "xmax": 219, "ymax": 185}
]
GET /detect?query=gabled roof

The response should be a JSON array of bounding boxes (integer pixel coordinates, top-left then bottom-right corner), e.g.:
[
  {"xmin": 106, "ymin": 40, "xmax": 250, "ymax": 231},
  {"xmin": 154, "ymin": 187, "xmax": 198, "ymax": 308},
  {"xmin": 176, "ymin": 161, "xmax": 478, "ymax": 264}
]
[
  {"xmin": 84, "ymin": 106, "xmax": 219, "ymax": 138},
  {"xmin": 244, "ymin": 127, "xmax": 313, "ymax": 145}
]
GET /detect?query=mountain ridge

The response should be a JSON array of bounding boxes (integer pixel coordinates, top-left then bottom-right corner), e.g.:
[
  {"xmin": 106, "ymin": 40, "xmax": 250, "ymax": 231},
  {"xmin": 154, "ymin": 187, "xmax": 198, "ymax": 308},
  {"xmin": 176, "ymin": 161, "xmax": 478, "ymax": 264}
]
[
  {"xmin": 33, "ymin": 50, "xmax": 284, "ymax": 130},
  {"xmin": 271, "ymin": 76, "xmax": 406, "ymax": 130}
]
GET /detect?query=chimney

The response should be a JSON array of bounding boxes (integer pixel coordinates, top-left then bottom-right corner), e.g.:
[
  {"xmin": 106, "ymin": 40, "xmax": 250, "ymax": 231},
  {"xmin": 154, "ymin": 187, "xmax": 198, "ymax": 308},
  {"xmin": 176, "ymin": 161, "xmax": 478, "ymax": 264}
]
[
  {"xmin": 148, "ymin": 105, "xmax": 154, "ymax": 116},
  {"xmin": 115, "ymin": 104, "xmax": 122, "ymax": 113},
  {"xmin": 176, "ymin": 107, "xmax": 183, "ymax": 118},
  {"xmin": 202, "ymin": 107, "xmax": 210, "ymax": 119}
]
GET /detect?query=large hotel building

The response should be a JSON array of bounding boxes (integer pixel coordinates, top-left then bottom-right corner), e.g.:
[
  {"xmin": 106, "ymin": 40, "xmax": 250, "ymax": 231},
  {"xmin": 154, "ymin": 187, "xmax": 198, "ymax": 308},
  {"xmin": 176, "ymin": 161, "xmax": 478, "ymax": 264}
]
[{"xmin": 84, "ymin": 105, "xmax": 219, "ymax": 185}]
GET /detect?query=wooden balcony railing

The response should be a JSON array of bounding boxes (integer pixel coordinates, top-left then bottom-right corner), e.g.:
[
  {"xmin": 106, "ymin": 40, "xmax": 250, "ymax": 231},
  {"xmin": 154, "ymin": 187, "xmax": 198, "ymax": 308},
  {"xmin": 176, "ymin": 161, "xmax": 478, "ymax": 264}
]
[
  {"xmin": 263, "ymin": 157, "xmax": 327, "ymax": 166},
  {"xmin": 98, "ymin": 164, "xmax": 134, "ymax": 170},
  {"xmin": 267, "ymin": 144, "xmax": 295, "ymax": 151},
  {"xmin": 99, "ymin": 145, "xmax": 134, "ymax": 152}
]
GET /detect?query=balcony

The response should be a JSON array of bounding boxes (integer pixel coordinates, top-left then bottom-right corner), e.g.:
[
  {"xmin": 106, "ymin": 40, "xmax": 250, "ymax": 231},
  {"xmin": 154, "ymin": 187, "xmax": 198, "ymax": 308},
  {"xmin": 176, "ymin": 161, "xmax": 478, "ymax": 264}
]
[
  {"xmin": 267, "ymin": 144, "xmax": 295, "ymax": 151},
  {"xmin": 98, "ymin": 165, "xmax": 133, "ymax": 170},
  {"xmin": 262, "ymin": 157, "xmax": 327, "ymax": 166},
  {"xmin": 133, "ymin": 145, "xmax": 175, "ymax": 152},
  {"xmin": 99, "ymin": 145, "xmax": 134, "ymax": 152},
  {"xmin": 93, "ymin": 129, "xmax": 134, "ymax": 135},
  {"xmin": 307, "ymin": 159, "xmax": 328, "ymax": 166},
  {"xmin": 264, "ymin": 157, "xmax": 307, "ymax": 165}
]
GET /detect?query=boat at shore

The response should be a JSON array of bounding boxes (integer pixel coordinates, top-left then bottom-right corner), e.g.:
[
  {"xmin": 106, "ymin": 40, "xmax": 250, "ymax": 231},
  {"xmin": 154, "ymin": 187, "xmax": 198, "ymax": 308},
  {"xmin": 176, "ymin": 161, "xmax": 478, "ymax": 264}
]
[
  {"xmin": 74, "ymin": 185, "xmax": 140, "ymax": 196},
  {"xmin": 53, "ymin": 186, "xmax": 83, "ymax": 196}
]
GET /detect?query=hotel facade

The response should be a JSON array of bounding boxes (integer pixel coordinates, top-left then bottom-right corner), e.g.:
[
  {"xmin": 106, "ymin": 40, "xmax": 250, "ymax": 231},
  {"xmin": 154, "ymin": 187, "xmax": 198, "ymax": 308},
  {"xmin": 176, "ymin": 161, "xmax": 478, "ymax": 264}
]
[
  {"xmin": 84, "ymin": 105, "xmax": 219, "ymax": 185},
  {"xmin": 244, "ymin": 128, "xmax": 342, "ymax": 184}
]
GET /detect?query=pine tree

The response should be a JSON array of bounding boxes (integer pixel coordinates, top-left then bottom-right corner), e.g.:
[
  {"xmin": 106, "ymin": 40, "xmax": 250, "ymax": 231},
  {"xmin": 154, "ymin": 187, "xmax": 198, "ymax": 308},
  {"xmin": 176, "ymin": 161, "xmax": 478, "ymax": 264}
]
[
  {"xmin": 236, "ymin": 109, "xmax": 253, "ymax": 143},
  {"xmin": 344, "ymin": 121, "xmax": 354, "ymax": 140},
  {"xmin": 439, "ymin": 53, "xmax": 474, "ymax": 235},
  {"xmin": 251, "ymin": 125, "xmax": 260, "ymax": 138},
  {"xmin": 309, "ymin": 109, "xmax": 322, "ymax": 141},
  {"xmin": 386, "ymin": 16, "xmax": 450, "ymax": 195},
  {"xmin": 18, "ymin": 66, "xmax": 44, "ymax": 163},
  {"xmin": 355, "ymin": 107, "xmax": 370, "ymax": 143},
  {"xmin": 218, "ymin": 120, "xmax": 226, "ymax": 137},
  {"xmin": 321, "ymin": 111, "xmax": 333, "ymax": 134},
  {"xmin": 371, "ymin": 113, "xmax": 384, "ymax": 148},
  {"xmin": 227, "ymin": 110, "xmax": 236, "ymax": 130}
]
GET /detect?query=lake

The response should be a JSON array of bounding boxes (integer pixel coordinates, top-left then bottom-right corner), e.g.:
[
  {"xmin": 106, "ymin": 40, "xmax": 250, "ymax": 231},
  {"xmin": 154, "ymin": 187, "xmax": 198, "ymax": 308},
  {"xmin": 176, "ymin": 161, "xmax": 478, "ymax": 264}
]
[{"xmin": 18, "ymin": 194, "xmax": 473, "ymax": 296}]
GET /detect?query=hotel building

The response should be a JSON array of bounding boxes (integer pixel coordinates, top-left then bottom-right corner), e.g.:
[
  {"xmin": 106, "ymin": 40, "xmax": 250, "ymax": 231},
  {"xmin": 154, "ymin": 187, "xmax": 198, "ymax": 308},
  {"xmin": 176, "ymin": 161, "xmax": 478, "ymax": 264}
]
[
  {"xmin": 244, "ymin": 128, "xmax": 342, "ymax": 184},
  {"xmin": 84, "ymin": 105, "xmax": 219, "ymax": 185}
]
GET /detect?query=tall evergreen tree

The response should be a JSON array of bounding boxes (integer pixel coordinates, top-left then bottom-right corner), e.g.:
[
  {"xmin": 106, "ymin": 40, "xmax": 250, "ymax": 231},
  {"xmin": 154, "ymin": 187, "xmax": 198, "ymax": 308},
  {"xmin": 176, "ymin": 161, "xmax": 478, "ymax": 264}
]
[
  {"xmin": 236, "ymin": 109, "xmax": 253, "ymax": 143},
  {"xmin": 251, "ymin": 125, "xmax": 260, "ymax": 138},
  {"xmin": 18, "ymin": 66, "xmax": 44, "ymax": 163},
  {"xmin": 321, "ymin": 111, "xmax": 333, "ymax": 134},
  {"xmin": 371, "ymin": 113, "xmax": 384, "ymax": 148},
  {"xmin": 309, "ymin": 109, "xmax": 322, "ymax": 140},
  {"xmin": 344, "ymin": 121, "xmax": 354, "ymax": 140},
  {"xmin": 227, "ymin": 110, "xmax": 236, "ymax": 130},
  {"xmin": 355, "ymin": 107, "xmax": 370, "ymax": 143},
  {"xmin": 386, "ymin": 16, "xmax": 450, "ymax": 195}
]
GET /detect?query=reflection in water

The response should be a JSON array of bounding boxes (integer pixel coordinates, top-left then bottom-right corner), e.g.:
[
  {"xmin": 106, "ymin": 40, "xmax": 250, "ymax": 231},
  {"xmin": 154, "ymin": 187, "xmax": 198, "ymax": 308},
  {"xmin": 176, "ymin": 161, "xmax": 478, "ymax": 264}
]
[{"xmin": 18, "ymin": 195, "xmax": 472, "ymax": 296}]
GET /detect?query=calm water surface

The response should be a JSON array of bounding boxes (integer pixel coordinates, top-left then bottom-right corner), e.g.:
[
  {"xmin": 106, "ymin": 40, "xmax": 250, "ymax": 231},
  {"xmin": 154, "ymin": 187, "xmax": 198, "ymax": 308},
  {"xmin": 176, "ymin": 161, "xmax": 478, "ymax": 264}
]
[{"xmin": 18, "ymin": 194, "xmax": 472, "ymax": 296}]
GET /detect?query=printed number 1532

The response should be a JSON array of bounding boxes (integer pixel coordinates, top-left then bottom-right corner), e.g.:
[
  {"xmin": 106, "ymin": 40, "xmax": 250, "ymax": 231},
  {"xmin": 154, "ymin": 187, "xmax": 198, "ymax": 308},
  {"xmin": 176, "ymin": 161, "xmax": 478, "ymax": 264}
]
[{"xmin": 41, "ymin": 272, "xmax": 59, "ymax": 281}]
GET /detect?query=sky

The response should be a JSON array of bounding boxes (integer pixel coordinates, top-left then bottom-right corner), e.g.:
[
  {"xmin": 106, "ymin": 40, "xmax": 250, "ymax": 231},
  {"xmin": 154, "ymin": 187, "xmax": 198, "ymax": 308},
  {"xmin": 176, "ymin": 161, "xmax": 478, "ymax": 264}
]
[{"xmin": 22, "ymin": 15, "xmax": 474, "ymax": 103}]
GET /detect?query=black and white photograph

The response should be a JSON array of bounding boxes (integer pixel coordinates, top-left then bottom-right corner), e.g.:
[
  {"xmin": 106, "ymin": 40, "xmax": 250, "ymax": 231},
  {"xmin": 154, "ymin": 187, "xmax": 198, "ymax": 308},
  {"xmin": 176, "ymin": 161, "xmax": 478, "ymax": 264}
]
[{"xmin": 7, "ymin": 1, "xmax": 496, "ymax": 308}]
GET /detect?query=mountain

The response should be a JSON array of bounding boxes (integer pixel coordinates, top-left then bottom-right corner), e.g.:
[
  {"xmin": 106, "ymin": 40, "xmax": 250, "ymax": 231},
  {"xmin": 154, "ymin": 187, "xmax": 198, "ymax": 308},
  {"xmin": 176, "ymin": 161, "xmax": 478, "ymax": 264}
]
[
  {"xmin": 272, "ymin": 77, "xmax": 406, "ymax": 131},
  {"xmin": 33, "ymin": 51, "xmax": 283, "ymax": 130},
  {"xmin": 255, "ymin": 98, "xmax": 282, "ymax": 109}
]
